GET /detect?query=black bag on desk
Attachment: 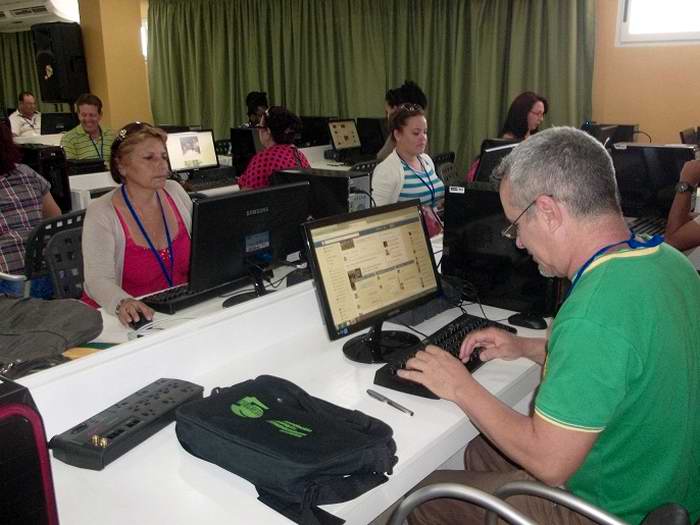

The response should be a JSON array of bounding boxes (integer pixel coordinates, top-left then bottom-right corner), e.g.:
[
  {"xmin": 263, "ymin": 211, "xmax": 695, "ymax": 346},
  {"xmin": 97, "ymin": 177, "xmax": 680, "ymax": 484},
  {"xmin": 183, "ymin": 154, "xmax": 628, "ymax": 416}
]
[{"xmin": 175, "ymin": 375, "xmax": 398, "ymax": 525}]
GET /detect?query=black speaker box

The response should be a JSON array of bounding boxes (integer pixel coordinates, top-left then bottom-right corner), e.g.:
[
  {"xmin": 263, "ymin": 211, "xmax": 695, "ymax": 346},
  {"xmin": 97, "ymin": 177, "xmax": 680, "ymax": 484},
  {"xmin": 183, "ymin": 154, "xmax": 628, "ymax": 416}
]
[
  {"xmin": 19, "ymin": 145, "xmax": 72, "ymax": 213},
  {"xmin": 32, "ymin": 22, "xmax": 90, "ymax": 104},
  {"xmin": 0, "ymin": 377, "xmax": 59, "ymax": 525}
]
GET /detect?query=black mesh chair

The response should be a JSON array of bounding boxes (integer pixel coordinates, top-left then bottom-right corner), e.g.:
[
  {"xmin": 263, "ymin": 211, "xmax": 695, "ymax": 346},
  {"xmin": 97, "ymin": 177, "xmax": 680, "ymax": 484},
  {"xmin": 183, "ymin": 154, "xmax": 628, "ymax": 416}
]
[
  {"xmin": 350, "ymin": 159, "xmax": 379, "ymax": 175},
  {"xmin": 214, "ymin": 139, "xmax": 232, "ymax": 155},
  {"xmin": 432, "ymin": 151, "xmax": 456, "ymax": 168},
  {"xmin": 45, "ymin": 227, "xmax": 84, "ymax": 299},
  {"xmin": 0, "ymin": 209, "xmax": 86, "ymax": 297}
]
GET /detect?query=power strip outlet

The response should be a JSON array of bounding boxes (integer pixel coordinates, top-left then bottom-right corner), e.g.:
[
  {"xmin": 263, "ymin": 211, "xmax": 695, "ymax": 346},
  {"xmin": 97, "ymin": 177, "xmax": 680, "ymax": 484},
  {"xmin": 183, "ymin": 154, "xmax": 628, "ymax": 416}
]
[{"xmin": 49, "ymin": 378, "xmax": 203, "ymax": 470}]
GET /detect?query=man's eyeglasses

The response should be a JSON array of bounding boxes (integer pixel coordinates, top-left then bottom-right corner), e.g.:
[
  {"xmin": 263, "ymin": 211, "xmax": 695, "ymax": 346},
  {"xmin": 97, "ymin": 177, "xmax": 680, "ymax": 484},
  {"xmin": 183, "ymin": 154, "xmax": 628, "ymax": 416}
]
[{"xmin": 501, "ymin": 198, "xmax": 539, "ymax": 240}]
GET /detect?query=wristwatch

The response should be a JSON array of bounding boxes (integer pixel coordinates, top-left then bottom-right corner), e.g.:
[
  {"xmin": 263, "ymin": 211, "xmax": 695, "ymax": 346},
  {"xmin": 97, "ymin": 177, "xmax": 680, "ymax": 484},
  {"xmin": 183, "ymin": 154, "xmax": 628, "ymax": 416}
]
[{"xmin": 675, "ymin": 181, "xmax": 697, "ymax": 194}]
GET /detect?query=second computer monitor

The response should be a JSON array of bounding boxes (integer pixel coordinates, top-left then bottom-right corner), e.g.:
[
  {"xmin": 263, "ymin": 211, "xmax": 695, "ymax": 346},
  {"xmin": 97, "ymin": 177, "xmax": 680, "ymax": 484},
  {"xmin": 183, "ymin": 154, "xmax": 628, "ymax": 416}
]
[
  {"xmin": 357, "ymin": 117, "xmax": 387, "ymax": 155},
  {"xmin": 166, "ymin": 130, "xmax": 218, "ymax": 172},
  {"xmin": 41, "ymin": 113, "xmax": 78, "ymax": 135},
  {"xmin": 474, "ymin": 141, "xmax": 519, "ymax": 183},
  {"xmin": 189, "ymin": 182, "xmax": 311, "ymax": 292},
  {"xmin": 304, "ymin": 200, "xmax": 441, "ymax": 363},
  {"xmin": 298, "ymin": 116, "xmax": 333, "ymax": 147},
  {"xmin": 328, "ymin": 119, "xmax": 361, "ymax": 150}
]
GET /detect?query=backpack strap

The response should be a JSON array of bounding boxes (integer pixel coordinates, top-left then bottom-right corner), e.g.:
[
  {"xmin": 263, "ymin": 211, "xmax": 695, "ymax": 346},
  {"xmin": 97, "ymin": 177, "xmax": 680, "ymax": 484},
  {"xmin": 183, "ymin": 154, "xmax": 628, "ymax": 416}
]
[{"xmin": 257, "ymin": 488, "xmax": 345, "ymax": 525}]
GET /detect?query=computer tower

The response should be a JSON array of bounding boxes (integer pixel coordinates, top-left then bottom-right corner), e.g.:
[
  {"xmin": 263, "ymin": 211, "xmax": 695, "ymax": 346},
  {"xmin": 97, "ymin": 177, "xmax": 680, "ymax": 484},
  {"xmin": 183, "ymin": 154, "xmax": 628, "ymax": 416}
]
[
  {"xmin": 19, "ymin": 144, "xmax": 72, "ymax": 213},
  {"xmin": 0, "ymin": 377, "xmax": 59, "ymax": 525},
  {"xmin": 442, "ymin": 183, "xmax": 566, "ymax": 316},
  {"xmin": 270, "ymin": 168, "xmax": 371, "ymax": 219}
]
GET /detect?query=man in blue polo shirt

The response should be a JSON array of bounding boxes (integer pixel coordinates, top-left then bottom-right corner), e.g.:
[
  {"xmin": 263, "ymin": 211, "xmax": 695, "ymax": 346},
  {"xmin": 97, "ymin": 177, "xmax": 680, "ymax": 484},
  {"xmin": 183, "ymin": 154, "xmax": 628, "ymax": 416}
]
[{"xmin": 400, "ymin": 127, "xmax": 700, "ymax": 524}]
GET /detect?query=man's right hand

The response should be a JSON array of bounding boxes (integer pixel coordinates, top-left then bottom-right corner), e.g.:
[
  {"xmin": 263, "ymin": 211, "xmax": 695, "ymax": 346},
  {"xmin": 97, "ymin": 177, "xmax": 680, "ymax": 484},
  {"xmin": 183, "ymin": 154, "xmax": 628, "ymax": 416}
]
[
  {"xmin": 680, "ymin": 159, "xmax": 700, "ymax": 186},
  {"xmin": 460, "ymin": 327, "xmax": 546, "ymax": 364}
]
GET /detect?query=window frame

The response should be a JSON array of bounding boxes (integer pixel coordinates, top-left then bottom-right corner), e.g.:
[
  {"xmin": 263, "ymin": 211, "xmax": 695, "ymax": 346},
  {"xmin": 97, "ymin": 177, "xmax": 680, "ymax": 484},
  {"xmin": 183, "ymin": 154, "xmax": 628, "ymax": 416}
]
[{"xmin": 616, "ymin": 0, "xmax": 700, "ymax": 46}]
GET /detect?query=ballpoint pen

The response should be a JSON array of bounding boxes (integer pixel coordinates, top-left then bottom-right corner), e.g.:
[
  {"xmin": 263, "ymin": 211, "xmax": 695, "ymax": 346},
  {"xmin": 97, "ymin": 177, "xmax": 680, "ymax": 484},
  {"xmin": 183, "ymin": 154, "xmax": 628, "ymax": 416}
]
[{"xmin": 367, "ymin": 388, "xmax": 414, "ymax": 416}]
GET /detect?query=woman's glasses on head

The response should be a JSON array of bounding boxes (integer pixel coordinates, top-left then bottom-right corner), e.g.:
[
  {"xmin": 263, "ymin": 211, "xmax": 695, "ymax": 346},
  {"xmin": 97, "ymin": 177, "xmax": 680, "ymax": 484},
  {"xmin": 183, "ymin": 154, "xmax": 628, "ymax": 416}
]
[{"xmin": 398, "ymin": 103, "xmax": 424, "ymax": 112}]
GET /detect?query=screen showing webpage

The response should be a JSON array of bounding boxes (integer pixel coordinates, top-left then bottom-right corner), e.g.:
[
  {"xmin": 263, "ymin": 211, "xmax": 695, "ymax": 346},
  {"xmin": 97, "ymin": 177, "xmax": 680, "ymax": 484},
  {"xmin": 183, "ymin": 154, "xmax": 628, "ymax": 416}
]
[
  {"xmin": 329, "ymin": 120, "xmax": 361, "ymax": 150},
  {"xmin": 166, "ymin": 131, "xmax": 218, "ymax": 171},
  {"xmin": 309, "ymin": 205, "xmax": 438, "ymax": 332}
]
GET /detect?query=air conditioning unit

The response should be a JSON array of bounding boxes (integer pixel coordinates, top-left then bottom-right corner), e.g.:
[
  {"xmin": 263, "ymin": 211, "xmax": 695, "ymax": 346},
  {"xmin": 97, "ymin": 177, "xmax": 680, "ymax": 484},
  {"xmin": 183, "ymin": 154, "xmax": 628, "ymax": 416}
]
[{"xmin": 0, "ymin": 0, "xmax": 78, "ymax": 33}]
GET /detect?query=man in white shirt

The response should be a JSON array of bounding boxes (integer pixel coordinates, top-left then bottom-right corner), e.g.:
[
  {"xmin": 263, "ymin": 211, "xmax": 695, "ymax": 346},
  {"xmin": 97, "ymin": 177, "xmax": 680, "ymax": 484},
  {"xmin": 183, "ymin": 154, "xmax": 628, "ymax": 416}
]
[{"xmin": 9, "ymin": 91, "xmax": 41, "ymax": 138}]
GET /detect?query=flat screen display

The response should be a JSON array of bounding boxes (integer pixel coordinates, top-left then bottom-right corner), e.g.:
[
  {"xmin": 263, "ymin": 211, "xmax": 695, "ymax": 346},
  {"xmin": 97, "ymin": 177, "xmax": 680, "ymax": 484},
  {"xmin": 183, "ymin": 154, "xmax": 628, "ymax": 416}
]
[{"xmin": 166, "ymin": 130, "xmax": 218, "ymax": 172}]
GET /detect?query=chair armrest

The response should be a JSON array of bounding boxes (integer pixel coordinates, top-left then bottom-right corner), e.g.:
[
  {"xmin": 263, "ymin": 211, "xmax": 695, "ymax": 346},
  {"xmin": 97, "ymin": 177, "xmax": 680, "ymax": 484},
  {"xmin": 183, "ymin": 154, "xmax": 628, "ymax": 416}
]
[
  {"xmin": 487, "ymin": 480, "xmax": 627, "ymax": 525},
  {"xmin": 0, "ymin": 271, "xmax": 27, "ymax": 283},
  {"xmin": 388, "ymin": 482, "xmax": 537, "ymax": 525}
]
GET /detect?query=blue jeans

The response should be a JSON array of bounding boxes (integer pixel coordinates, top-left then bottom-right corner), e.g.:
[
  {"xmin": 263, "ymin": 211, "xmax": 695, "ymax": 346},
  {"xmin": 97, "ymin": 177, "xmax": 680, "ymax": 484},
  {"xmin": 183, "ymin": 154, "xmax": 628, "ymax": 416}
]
[{"xmin": 0, "ymin": 275, "xmax": 54, "ymax": 299}]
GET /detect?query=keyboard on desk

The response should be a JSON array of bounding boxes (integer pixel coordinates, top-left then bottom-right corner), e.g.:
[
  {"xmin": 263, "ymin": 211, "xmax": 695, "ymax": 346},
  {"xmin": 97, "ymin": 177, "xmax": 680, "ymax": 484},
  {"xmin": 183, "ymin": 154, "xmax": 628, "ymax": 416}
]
[
  {"xmin": 187, "ymin": 175, "xmax": 238, "ymax": 192},
  {"xmin": 374, "ymin": 312, "xmax": 517, "ymax": 399},
  {"xmin": 142, "ymin": 281, "xmax": 240, "ymax": 314},
  {"xmin": 628, "ymin": 216, "xmax": 666, "ymax": 236}
]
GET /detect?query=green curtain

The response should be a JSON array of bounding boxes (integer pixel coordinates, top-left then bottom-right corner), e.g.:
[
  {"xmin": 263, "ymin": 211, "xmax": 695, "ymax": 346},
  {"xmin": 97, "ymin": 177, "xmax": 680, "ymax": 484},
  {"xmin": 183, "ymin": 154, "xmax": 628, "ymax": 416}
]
[
  {"xmin": 148, "ymin": 0, "xmax": 595, "ymax": 172},
  {"xmin": 0, "ymin": 30, "xmax": 68, "ymax": 116}
]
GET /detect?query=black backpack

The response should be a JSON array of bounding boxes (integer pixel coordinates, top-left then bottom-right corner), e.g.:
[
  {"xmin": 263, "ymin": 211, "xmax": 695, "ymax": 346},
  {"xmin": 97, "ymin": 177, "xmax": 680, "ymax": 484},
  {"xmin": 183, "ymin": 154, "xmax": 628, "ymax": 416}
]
[{"xmin": 175, "ymin": 375, "xmax": 398, "ymax": 524}]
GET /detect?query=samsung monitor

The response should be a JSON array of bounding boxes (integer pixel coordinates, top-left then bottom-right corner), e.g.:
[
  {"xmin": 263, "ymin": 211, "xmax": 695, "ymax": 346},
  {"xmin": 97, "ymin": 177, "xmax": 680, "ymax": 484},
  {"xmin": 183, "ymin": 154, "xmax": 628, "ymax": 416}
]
[
  {"xmin": 328, "ymin": 119, "xmax": 361, "ymax": 151},
  {"xmin": 40, "ymin": 113, "xmax": 78, "ymax": 135},
  {"xmin": 165, "ymin": 130, "xmax": 218, "ymax": 173},
  {"xmin": 474, "ymin": 141, "xmax": 518, "ymax": 183},
  {"xmin": 304, "ymin": 200, "xmax": 441, "ymax": 363},
  {"xmin": 441, "ymin": 183, "xmax": 563, "ymax": 316},
  {"xmin": 298, "ymin": 116, "xmax": 333, "ymax": 147},
  {"xmin": 610, "ymin": 143, "xmax": 696, "ymax": 218},
  {"xmin": 357, "ymin": 117, "xmax": 388, "ymax": 155},
  {"xmin": 190, "ymin": 182, "xmax": 310, "ymax": 305}
]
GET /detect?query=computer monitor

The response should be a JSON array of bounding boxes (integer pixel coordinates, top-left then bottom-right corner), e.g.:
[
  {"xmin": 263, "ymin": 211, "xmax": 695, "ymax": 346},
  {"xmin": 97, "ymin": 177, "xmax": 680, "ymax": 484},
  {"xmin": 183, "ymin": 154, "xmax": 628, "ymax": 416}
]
[
  {"xmin": 597, "ymin": 123, "xmax": 638, "ymax": 143},
  {"xmin": 304, "ymin": 200, "xmax": 442, "ymax": 363},
  {"xmin": 230, "ymin": 127, "xmax": 263, "ymax": 175},
  {"xmin": 40, "ymin": 113, "xmax": 78, "ymax": 135},
  {"xmin": 190, "ymin": 182, "xmax": 311, "ymax": 304},
  {"xmin": 474, "ymin": 141, "xmax": 518, "ymax": 182},
  {"xmin": 159, "ymin": 124, "xmax": 203, "ymax": 133},
  {"xmin": 611, "ymin": 143, "xmax": 696, "ymax": 218},
  {"xmin": 581, "ymin": 122, "xmax": 619, "ymax": 148},
  {"xmin": 680, "ymin": 127, "xmax": 698, "ymax": 145},
  {"xmin": 357, "ymin": 117, "xmax": 387, "ymax": 155},
  {"xmin": 328, "ymin": 119, "xmax": 361, "ymax": 151},
  {"xmin": 298, "ymin": 116, "xmax": 333, "ymax": 147},
  {"xmin": 165, "ymin": 130, "xmax": 219, "ymax": 173},
  {"xmin": 441, "ymin": 183, "xmax": 563, "ymax": 316}
]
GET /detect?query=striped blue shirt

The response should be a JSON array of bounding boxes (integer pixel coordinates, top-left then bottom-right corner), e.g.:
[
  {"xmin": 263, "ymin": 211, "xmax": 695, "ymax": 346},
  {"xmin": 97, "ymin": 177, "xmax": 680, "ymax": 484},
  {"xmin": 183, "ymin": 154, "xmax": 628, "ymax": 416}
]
[{"xmin": 398, "ymin": 156, "xmax": 445, "ymax": 207}]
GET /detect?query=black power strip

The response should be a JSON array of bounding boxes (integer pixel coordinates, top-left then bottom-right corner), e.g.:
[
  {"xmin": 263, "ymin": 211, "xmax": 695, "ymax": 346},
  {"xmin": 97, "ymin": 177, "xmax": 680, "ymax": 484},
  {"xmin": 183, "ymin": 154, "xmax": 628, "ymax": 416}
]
[{"xmin": 49, "ymin": 378, "xmax": 204, "ymax": 470}]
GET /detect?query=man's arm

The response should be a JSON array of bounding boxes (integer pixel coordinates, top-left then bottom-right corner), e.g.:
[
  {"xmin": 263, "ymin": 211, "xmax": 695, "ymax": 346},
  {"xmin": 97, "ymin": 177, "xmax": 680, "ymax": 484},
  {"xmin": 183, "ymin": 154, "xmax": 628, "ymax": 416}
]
[
  {"xmin": 398, "ymin": 345, "xmax": 597, "ymax": 486},
  {"xmin": 665, "ymin": 159, "xmax": 700, "ymax": 251}
]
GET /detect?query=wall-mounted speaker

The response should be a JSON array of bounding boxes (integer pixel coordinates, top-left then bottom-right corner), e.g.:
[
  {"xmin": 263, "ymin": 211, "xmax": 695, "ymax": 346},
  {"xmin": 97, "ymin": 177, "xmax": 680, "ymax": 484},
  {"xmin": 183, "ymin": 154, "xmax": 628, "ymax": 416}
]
[{"xmin": 31, "ymin": 21, "xmax": 90, "ymax": 104}]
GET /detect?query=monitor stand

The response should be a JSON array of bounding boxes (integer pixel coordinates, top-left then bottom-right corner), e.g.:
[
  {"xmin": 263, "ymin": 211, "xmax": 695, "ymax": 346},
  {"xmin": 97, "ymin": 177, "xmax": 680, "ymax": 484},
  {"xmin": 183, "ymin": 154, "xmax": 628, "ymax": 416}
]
[
  {"xmin": 342, "ymin": 321, "xmax": 420, "ymax": 364},
  {"xmin": 222, "ymin": 265, "xmax": 272, "ymax": 308}
]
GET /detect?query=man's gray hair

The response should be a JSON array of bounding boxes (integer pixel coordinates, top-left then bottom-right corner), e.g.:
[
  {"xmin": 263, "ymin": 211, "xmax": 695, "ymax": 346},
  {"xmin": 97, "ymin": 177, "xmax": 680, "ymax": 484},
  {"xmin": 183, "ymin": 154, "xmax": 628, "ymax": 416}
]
[{"xmin": 492, "ymin": 126, "xmax": 622, "ymax": 217}]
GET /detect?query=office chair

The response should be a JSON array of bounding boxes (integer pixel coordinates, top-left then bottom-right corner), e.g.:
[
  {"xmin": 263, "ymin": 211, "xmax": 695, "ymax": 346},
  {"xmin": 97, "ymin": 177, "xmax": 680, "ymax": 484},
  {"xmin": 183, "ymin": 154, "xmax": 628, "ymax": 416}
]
[
  {"xmin": 488, "ymin": 480, "xmax": 692, "ymax": 525},
  {"xmin": 214, "ymin": 139, "xmax": 232, "ymax": 155},
  {"xmin": 679, "ymin": 127, "xmax": 698, "ymax": 146},
  {"xmin": 0, "ymin": 209, "xmax": 86, "ymax": 297},
  {"xmin": 431, "ymin": 151, "xmax": 456, "ymax": 168},
  {"xmin": 350, "ymin": 159, "xmax": 379, "ymax": 175},
  {"xmin": 388, "ymin": 482, "xmax": 536, "ymax": 525},
  {"xmin": 45, "ymin": 227, "xmax": 84, "ymax": 299}
]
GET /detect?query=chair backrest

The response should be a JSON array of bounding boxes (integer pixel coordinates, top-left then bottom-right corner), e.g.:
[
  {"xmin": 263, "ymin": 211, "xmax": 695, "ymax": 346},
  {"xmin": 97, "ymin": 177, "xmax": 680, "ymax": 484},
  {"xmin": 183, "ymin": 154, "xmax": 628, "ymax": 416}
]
[
  {"xmin": 214, "ymin": 139, "xmax": 232, "ymax": 155},
  {"xmin": 24, "ymin": 210, "xmax": 86, "ymax": 281},
  {"xmin": 350, "ymin": 159, "xmax": 379, "ymax": 175},
  {"xmin": 388, "ymin": 482, "xmax": 536, "ymax": 525},
  {"xmin": 679, "ymin": 127, "xmax": 698, "ymax": 145},
  {"xmin": 437, "ymin": 162, "xmax": 461, "ymax": 188},
  {"xmin": 432, "ymin": 151, "xmax": 456, "ymax": 168},
  {"xmin": 45, "ymin": 228, "xmax": 84, "ymax": 299}
]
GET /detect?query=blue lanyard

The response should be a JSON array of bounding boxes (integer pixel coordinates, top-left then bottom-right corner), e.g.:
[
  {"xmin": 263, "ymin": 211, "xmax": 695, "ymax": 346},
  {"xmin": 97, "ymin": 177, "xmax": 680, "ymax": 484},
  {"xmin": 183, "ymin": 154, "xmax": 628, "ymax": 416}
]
[
  {"xmin": 121, "ymin": 185, "xmax": 175, "ymax": 287},
  {"xmin": 399, "ymin": 154, "xmax": 435, "ymax": 206},
  {"xmin": 90, "ymin": 129, "xmax": 104, "ymax": 159},
  {"xmin": 567, "ymin": 231, "xmax": 663, "ymax": 298}
]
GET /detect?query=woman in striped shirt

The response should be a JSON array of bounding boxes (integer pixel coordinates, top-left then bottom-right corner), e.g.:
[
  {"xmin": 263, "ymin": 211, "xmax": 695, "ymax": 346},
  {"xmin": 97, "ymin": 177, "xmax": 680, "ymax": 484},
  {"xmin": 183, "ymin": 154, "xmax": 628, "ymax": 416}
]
[{"xmin": 372, "ymin": 104, "xmax": 444, "ymax": 211}]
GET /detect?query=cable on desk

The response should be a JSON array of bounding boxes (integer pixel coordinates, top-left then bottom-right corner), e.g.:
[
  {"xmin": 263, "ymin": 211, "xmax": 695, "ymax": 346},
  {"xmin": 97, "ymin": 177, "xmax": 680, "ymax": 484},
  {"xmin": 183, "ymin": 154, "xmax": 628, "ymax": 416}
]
[{"xmin": 634, "ymin": 130, "xmax": 652, "ymax": 142}]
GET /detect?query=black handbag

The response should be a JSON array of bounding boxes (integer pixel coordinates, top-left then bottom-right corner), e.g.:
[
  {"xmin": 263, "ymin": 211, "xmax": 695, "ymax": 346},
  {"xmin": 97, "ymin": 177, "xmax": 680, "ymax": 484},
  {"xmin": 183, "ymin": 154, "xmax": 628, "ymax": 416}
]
[{"xmin": 175, "ymin": 375, "xmax": 398, "ymax": 525}]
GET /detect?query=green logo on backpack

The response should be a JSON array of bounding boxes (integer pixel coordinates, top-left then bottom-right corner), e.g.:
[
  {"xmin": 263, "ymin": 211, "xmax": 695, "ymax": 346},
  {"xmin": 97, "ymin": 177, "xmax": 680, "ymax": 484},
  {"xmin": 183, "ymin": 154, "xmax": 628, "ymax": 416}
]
[
  {"xmin": 230, "ymin": 396, "xmax": 269, "ymax": 418},
  {"xmin": 268, "ymin": 420, "xmax": 312, "ymax": 438}
]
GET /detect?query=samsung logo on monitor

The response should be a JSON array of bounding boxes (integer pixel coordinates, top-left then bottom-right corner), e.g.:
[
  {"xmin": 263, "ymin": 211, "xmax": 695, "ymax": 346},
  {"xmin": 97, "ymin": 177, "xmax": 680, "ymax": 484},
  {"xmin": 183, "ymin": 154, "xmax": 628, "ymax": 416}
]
[{"xmin": 246, "ymin": 207, "xmax": 269, "ymax": 216}]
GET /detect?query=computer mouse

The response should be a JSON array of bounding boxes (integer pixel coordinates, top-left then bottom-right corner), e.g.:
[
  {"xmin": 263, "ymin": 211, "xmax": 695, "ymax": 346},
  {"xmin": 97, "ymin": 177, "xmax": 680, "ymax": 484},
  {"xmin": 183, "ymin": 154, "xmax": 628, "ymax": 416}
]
[
  {"xmin": 507, "ymin": 312, "xmax": 547, "ymax": 330},
  {"xmin": 128, "ymin": 313, "xmax": 153, "ymax": 331}
]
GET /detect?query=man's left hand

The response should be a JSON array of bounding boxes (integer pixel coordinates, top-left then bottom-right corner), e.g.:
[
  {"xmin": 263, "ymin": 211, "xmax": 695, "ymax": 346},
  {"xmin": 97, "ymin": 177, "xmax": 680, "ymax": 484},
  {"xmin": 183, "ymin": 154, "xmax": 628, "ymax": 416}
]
[{"xmin": 397, "ymin": 345, "xmax": 475, "ymax": 402}]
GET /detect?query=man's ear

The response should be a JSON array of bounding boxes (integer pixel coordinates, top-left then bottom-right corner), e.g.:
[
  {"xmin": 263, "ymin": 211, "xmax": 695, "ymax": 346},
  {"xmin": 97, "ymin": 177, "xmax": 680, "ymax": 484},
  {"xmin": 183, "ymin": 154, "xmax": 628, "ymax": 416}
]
[{"xmin": 536, "ymin": 195, "xmax": 563, "ymax": 232}]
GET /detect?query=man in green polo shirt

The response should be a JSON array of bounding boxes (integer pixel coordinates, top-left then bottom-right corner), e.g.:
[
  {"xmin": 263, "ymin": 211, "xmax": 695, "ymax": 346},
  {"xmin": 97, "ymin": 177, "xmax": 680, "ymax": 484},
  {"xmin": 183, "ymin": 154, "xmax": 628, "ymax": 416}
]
[
  {"xmin": 399, "ymin": 127, "xmax": 700, "ymax": 524},
  {"xmin": 60, "ymin": 93, "xmax": 115, "ymax": 164}
]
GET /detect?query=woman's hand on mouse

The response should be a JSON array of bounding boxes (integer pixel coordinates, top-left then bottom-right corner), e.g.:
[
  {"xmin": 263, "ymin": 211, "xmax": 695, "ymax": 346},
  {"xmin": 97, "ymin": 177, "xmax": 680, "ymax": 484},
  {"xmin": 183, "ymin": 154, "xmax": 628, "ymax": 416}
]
[
  {"xmin": 116, "ymin": 298, "xmax": 154, "ymax": 327},
  {"xmin": 460, "ymin": 328, "xmax": 547, "ymax": 365}
]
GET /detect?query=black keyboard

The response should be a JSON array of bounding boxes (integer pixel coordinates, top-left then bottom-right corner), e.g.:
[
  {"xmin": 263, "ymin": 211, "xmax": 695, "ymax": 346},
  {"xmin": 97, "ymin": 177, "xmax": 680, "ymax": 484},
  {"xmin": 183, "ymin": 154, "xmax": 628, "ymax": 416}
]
[
  {"xmin": 628, "ymin": 216, "xmax": 666, "ymax": 236},
  {"xmin": 142, "ymin": 281, "xmax": 243, "ymax": 314},
  {"xmin": 374, "ymin": 312, "xmax": 517, "ymax": 399},
  {"xmin": 187, "ymin": 176, "xmax": 237, "ymax": 192}
]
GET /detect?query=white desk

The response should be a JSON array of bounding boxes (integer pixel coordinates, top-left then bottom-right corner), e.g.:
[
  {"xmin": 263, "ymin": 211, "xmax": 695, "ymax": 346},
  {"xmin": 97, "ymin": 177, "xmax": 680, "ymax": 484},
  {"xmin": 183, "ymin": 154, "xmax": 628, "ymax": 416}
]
[
  {"xmin": 14, "ymin": 133, "xmax": 63, "ymax": 146},
  {"xmin": 20, "ymin": 276, "xmax": 542, "ymax": 525},
  {"xmin": 301, "ymin": 145, "xmax": 353, "ymax": 171}
]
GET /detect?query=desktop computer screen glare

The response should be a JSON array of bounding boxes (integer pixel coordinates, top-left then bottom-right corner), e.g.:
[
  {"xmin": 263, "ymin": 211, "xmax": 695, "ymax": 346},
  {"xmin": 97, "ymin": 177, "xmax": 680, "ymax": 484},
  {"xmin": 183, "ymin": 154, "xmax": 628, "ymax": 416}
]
[
  {"xmin": 304, "ymin": 201, "xmax": 441, "ymax": 363},
  {"xmin": 166, "ymin": 130, "xmax": 218, "ymax": 172}
]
